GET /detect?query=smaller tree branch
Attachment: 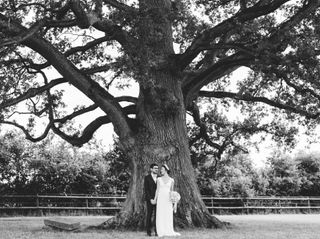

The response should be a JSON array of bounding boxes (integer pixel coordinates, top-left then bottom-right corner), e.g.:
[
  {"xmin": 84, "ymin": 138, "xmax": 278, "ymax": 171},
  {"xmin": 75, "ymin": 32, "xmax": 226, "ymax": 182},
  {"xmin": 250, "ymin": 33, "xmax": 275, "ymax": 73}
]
[
  {"xmin": 69, "ymin": 0, "xmax": 99, "ymax": 28},
  {"xmin": 188, "ymin": 102, "xmax": 222, "ymax": 150},
  {"xmin": 1, "ymin": 120, "xmax": 53, "ymax": 142},
  {"xmin": 82, "ymin": 64, "xmax": 114, "ymax": 75},
  {"xmin": 0, "ymin": 78, "xmax": 67, "ymax": 109},
  {"xmin": 64, "ymin": 35, "xmax": 111, "ymax": 56},
  {"xmin": 54, "ymin": 104, "xmax": 99, "ymax": 124},
  {"xmin": 199, "ymin": 90, "xmax": 320, "ymax": 119},
  {"xmin": 264, "ymin": 67, "xmax": 320, "ymax": 102},
  {"xmin": 102, "ymin": 0, "xmax": 137, "ymax": 12}
]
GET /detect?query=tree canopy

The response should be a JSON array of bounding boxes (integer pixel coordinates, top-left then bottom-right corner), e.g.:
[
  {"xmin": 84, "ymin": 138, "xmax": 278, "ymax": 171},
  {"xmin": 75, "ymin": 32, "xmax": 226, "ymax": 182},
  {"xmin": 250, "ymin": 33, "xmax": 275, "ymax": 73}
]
[{"xmin": 0, "ymin": 0, "xmax": 320, "ymax": 146}]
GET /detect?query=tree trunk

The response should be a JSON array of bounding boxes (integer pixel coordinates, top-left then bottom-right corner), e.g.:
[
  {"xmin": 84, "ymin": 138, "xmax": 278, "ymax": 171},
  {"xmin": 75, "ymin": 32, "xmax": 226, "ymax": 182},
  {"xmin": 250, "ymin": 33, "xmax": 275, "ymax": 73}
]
[{"xmin": 100, "ymin": 73, "xmax": 224, "ymax": 230}]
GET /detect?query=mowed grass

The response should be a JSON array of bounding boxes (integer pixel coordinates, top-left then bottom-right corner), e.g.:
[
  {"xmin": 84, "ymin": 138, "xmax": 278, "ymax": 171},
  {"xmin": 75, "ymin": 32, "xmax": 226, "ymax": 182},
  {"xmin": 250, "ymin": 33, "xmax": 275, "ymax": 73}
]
[{"xmin": 1, "ymin": 214, "xmax": 320, "ymax": 239}]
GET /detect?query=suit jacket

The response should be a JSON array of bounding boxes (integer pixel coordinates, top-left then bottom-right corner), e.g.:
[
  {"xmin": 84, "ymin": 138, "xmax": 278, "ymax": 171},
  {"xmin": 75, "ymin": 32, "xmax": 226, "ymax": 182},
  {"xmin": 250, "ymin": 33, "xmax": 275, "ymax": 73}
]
[{"xmin": 144, "ymin": 174, "xmax": 157, "ymax": 202}]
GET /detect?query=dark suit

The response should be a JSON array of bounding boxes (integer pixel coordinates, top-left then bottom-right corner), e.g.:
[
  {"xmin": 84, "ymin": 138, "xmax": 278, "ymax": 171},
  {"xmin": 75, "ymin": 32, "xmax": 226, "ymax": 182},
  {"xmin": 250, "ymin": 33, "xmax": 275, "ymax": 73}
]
[{"xmin": 144, "ymin": 174, "xmax": 157, "ymax": 235}]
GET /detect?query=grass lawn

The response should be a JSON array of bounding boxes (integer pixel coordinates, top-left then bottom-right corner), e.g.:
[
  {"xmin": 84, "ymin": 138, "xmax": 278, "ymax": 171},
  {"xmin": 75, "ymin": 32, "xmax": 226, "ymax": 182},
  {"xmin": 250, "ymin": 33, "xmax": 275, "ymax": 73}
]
[{"xmin": 1, "ymin": 214, "xmax": 320, "ymax": 239}]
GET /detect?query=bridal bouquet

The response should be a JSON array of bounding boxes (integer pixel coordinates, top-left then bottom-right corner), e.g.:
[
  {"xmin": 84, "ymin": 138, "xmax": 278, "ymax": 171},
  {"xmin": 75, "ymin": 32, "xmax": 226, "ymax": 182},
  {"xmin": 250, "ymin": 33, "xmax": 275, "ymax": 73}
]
[{"xmin": 170, "ymin": 191, "xmax": 181, "ymax": 213}]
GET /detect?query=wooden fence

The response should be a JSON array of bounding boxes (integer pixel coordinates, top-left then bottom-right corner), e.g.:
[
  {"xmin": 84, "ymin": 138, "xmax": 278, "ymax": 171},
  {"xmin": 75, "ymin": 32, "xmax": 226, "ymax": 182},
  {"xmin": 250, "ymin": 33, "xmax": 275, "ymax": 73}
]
[
  {"xmin": 1, "ymin": 195, "xmax": 320, "ymax": 216},
  {"xmin": 0, "ymin": 194, "xmax": 126, "ymax": 216},
  {"xmin": 202, "ymin": 196, "xmax": 320, "ymax": 214}
]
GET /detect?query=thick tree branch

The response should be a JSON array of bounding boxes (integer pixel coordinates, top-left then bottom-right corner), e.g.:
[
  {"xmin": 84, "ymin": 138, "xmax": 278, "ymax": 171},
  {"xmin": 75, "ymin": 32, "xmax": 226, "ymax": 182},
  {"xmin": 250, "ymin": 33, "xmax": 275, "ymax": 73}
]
[
  {"xmin": 199, "ymin": 90, "xmax": 320, "ymax": 119},
  {"xmin": 115, "ymin": 96, "xmax": 138, "ymax": 104},
  {"xmin": 183, "ymin": 53, "xmax": 253, "ymax": 107},
  {"xmin": 0, "ymin": 13, "xmax": 132, "ymax": 140},
  {"xmin": 1, "ymin": 102, "xmax": 136, "ymax": 147},
  {"xmin": 7, "ymin": 40, "xmax": 118, "ymax": 72},
  {"xmin": 51, "ymin": 116, "xmax": 108, "ymax": 146},
  {"xmin": 54, "ymin": 97, "xmax": 136, "ymax": 125},
  {"xmin": 0, "ymin": 19, "xmax": 46, "ymax": 47},
  {"xmin": 52, "ymin": 104, "xmax": 136, "ymax": 146},
  {"xmin": 176, "ymin": 0, "xmax": 290, "ymax": 70}
]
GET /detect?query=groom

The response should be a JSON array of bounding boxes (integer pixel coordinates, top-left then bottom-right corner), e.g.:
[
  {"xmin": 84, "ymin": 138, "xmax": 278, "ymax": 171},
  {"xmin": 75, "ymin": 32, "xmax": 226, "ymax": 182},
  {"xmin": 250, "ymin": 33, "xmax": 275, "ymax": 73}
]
[{"xmin": 144, "ymin": 163, "xmax": 158, "ymax": 236}]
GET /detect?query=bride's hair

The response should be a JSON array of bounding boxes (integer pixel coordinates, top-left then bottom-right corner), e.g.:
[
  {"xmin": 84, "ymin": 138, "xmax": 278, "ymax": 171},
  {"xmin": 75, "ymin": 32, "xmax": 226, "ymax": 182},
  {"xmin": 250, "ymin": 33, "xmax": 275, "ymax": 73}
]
[{"xmin": 162, "ymin": 164, "xmax": 170, "ymax": 174}]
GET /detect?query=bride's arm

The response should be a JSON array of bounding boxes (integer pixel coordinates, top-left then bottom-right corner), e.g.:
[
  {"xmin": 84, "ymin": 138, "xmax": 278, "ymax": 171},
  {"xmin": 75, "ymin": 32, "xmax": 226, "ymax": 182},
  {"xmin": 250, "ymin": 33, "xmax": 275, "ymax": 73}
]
[{"xmin": 170, "ymin": 178, "xmax": 174, "ymax": 192}]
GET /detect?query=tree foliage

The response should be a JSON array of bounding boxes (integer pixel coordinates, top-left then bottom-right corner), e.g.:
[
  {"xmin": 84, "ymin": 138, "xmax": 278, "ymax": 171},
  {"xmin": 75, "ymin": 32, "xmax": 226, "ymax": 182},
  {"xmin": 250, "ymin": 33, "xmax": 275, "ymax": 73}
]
[
  {"xmin": 0, "ymin": 0, "xmax": 320, "ymax": 150},
  {"xmin": 262, "ymin": 150, "xmax": 320, "ymax": 196},
  {"xmin": 265, "ymin": 150, "xmax": 301, "ymax": 196},
  {"xmin": 196, "ymin": 153, "xmax": 258, "ymax": 197},
  {"xmin": 0, "ymin": 130, "xmax": 116, "ymax": 195}
]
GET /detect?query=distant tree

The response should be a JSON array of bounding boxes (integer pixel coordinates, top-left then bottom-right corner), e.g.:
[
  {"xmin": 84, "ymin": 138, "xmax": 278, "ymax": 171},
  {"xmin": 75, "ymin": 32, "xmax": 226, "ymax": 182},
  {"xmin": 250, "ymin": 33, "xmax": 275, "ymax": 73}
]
[
  {"xmin": 2, "ymin": 0, "xmax": 320, "ymax": 228},
  {"xmin": 296, "ymin": 152, "xmax": 320, "ymax": 196},
  {"xmin": 0, "ymin": 131, "xmax": 32, "ymax": 194},
  {"xmin": 0, "ymin": 130, "xmax": 109, "ymax": 194},
  {"xmin": 265, "ymin": 151, "xmax": 301, "ymax": 196},
  {"xmin": 196, "ymin": 153, "xmax": 257, "ymax": 197},
  {"xmin": 102, "ymin": 142, "xmax": 131, "ymax": 195},
  {"xmin": 188, "ymin": 102, "xmax": 296, "ymax": 197},
  {"xmin": 28, "ymin": 136, "xmax": 109, "ymax": 194},
  {"xmin": 252, "ymin": 169, "xmax": 270, "ymax": 196}
]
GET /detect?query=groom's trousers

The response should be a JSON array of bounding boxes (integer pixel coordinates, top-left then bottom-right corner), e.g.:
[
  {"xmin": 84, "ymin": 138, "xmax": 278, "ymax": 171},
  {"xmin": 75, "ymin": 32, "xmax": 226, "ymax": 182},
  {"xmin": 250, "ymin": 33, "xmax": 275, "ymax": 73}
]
[{"xmin": 146, "ymin": 202, "xmax": 157, "ymax": 235}]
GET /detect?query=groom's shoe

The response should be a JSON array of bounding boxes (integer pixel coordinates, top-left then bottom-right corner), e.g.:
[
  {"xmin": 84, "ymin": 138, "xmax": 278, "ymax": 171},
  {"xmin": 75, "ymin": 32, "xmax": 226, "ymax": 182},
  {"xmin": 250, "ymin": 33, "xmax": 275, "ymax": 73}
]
[{"xmin": 147, "ymin": 232, "xmax": 152, "ymax": 236}]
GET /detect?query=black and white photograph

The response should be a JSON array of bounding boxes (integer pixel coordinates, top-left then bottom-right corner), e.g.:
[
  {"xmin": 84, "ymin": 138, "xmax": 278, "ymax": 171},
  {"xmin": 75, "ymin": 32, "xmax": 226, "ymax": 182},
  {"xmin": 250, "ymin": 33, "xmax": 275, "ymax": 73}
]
[{"xmin": 1, "ymin": 0, "xmax": 320, "ymax": 238}]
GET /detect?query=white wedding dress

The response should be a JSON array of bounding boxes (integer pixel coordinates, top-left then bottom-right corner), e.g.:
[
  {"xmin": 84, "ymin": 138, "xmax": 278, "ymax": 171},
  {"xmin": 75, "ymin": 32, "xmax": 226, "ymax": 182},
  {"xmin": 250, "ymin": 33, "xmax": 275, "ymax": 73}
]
[{"xmin": 156, "ymin": 177, "xmax": 180, "ymax": 237}]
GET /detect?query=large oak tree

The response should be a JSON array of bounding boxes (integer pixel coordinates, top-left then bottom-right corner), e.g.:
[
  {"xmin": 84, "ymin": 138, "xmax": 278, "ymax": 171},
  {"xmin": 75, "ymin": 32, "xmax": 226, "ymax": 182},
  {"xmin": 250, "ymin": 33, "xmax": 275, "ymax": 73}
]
[{"xmin": 1, "ymin": 0, "xmax": 320, "ymax": 229}]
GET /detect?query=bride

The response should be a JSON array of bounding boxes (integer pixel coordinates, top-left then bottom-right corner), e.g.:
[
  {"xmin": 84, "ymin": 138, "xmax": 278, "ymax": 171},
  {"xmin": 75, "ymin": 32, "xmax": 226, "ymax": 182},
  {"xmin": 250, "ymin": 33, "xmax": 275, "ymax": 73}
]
[{"xmin": 153, "ymin": 164, "xmax": 180, "ymax": 237}]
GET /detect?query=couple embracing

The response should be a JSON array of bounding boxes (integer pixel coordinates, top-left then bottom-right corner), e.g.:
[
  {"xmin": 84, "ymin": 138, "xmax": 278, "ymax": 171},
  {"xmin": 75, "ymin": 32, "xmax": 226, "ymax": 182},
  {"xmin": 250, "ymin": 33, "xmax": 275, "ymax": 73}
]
[{"xmin": 144, "ymin": 163, "xmax": 181, "ymax": 237}]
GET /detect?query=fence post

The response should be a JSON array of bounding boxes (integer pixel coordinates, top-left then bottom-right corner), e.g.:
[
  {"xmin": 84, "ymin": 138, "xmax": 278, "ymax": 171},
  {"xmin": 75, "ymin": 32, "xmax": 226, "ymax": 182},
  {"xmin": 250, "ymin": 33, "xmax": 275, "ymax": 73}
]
[
  {"xmin": 211, "ymin": 197, "xmax": 214, "ymax": 214},
  {"xmin": 36, "ymin": 195, "xmax": 43, "ymax": 216},
  {"xmin": 36, "ymin": 195, "xmax": 39, "ymax": 207},
  {"xmin": 86, "ymin": 198, "xmax": 89, "ymax": 208},
  {"xmin": 86, "ymin": 197, "xmax": 89, "ymax": 216}
]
